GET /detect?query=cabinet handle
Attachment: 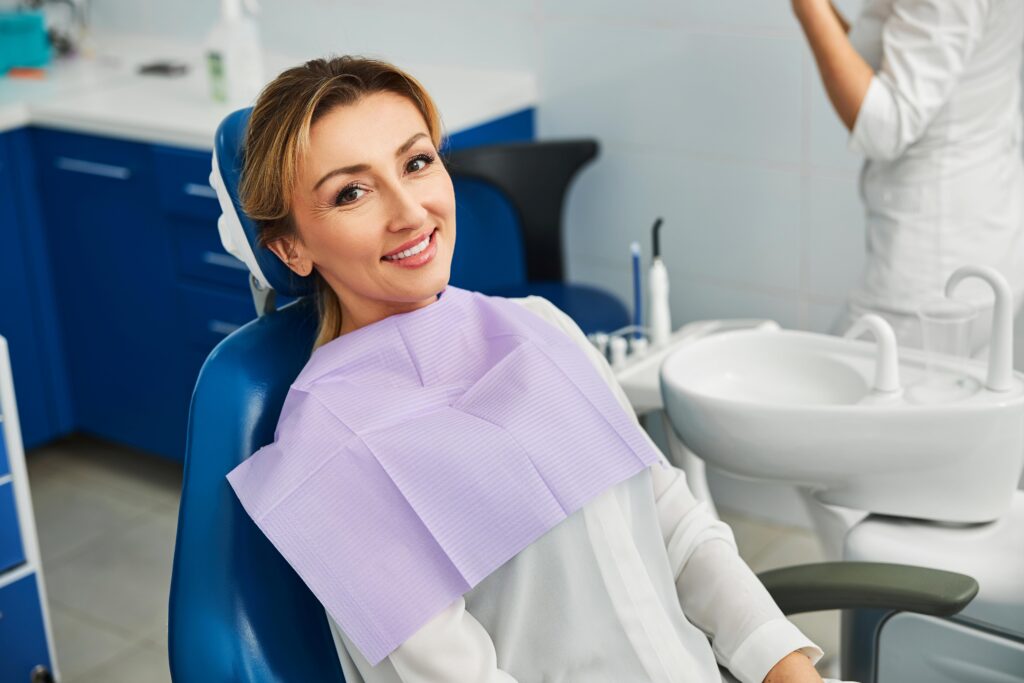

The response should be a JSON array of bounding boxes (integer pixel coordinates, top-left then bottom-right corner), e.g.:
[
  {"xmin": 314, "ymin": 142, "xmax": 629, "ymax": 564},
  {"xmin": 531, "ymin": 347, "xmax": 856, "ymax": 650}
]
[
  {"xmin": 54, "ymin": 157, "xmax": 132, "ymax": 180},
  {"xmin": 183, "ymin": 182, "xmax": 218, "ymax": 200},
  {"xmin": 208, "ymin": 320, "xmax": 241, "ymax": 336},
  {"xmin": 201, "ymin": 251, "xmax": 249, "ymax": 272}
]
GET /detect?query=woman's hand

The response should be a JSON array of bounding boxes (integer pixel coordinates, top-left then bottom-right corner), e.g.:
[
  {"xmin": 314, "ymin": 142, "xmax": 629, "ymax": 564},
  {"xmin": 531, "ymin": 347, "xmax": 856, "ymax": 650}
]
[{"xmin": 763, "ymin": 651, "xmax": 824, "ymax": 683}]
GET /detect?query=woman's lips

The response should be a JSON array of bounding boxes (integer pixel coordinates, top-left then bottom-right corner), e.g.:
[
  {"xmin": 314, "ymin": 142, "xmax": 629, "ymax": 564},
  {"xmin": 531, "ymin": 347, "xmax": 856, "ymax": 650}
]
[
  {"xmin": 382, "ymin": 229, "xmax": 438, "ymax": 269},
  {"xmin": 384, "ymin": 229, "xmax": 433, "ymax": 258}
]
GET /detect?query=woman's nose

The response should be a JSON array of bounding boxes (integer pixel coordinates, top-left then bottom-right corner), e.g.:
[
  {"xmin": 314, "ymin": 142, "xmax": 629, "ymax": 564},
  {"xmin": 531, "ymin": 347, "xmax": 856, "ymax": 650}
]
[{"xmin": 384, "ymin": 183, "xmax": 429, "ymax": 232}]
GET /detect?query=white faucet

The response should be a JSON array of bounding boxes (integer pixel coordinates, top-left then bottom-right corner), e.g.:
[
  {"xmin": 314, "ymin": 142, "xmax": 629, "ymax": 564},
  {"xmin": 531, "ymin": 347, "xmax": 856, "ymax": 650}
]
[
  {"xmin": 945, "ymin": 265, "xmax": 1014, "ymax": 392},
  {"xmin": 844, "ymin": 313, "xmax": 902, "ymax": 394}
]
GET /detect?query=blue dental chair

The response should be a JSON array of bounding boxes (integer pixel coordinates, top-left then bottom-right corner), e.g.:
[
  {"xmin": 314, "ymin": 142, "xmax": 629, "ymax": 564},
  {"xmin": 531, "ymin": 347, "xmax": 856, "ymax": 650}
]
[
  {"xmin": 167, "ymin": 108, "xmax": 342, "ymax": 681},
  {"xmin": 168, "ymin": 108, "xmax": 980, "ymax": 683}
]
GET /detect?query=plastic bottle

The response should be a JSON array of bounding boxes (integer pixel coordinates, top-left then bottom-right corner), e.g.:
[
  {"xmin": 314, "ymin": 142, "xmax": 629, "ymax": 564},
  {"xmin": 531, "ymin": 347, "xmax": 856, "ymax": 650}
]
[{"xmin": 205, "ymin": 0, "xmax": 264, "ymax": 104}]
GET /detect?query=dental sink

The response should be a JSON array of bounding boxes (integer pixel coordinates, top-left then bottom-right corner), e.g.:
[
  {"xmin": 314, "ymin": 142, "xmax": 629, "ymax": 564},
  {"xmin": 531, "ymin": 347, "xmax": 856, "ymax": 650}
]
[{"xmin": 660, "ymin": 266, "xmax": 1024, "ymax": 524}]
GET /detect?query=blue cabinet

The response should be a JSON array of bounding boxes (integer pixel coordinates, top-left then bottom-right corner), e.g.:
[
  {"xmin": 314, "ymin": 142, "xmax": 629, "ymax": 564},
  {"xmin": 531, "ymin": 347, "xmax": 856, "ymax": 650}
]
[
  {"xmin": 31, "ymin": 132, "xmax": 269, "ymax": 460},
  {"xmin": 0, "ymin": 130, "xmax": 69, "ymax": 450},
  {"xmin": 0, "ymin": 481, "xmax": 25, "ymax": 573},
  {"xmin": 0, "ymin": 336, "xmax": 56, "ymax": 682},
  {"xmin": 33, "ymin": 129, "xmax": 187, "ymax": 459},
  {"xmin": 0, "ymin": 574, "xmax": 52, "ymax": 683}
]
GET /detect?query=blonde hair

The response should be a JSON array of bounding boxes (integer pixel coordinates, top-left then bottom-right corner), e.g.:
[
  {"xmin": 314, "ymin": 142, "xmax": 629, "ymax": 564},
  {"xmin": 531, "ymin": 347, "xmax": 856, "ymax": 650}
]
[{"xmin": 239, "ymin": 56, "xmax": 444, "ymax": 349}]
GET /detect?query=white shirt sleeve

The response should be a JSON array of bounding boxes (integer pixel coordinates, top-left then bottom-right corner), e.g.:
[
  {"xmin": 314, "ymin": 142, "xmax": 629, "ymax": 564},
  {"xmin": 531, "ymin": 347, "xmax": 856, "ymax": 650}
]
[
  {"xmin": 654, "ymin": 465, "xmax": 823, "ymax": 683},
  {"xmin": 849, "ymin": 0, "xmax": 990, "ymax": 160},
  {"xmin": 530, "ymin": 297, "xmax": 823, "ymax": 683}
]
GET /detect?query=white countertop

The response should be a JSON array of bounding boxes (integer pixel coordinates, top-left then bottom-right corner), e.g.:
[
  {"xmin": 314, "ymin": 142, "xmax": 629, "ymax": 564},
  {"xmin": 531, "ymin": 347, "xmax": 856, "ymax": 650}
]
[{"xmin": 0, "ymin": 34, "xmax": 537, "ymax": 150}]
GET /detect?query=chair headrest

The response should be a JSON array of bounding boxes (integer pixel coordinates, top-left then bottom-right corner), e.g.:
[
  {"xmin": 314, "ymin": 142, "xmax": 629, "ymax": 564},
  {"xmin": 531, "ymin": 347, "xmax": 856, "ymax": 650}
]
[{"xmin": 210, "ymin": 108, "xmax": 317, "ymax": 298}]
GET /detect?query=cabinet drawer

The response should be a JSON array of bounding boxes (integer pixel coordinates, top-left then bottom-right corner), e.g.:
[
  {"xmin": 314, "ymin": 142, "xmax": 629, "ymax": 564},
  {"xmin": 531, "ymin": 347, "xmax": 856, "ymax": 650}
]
[
  {"xmin": 153, "ymin": 146, "xmax": 220, "ymax": 221},
  {"xmin": 172, "ymin": 218, "xmax": 250, "ymax": 291},
  {"xmin": 0, "ymin": 481, "xmax": 25, "ymax": 573},
  {"xmin": 178, "ymin": 285, "xmax": 256, "ymax": 351},
  {"xmin": 34, "ymin": 128, "xmax": 148, "ymax": 183},
  {"xmin": 0, "ymin": 574, "xmax": 53, "ymax": 683}
]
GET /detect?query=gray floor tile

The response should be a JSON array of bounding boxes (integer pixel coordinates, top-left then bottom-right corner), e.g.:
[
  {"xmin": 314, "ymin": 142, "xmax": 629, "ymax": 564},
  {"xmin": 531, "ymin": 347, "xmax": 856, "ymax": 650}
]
[
  {"xmin": 27, "ymin": 435, "xmax": 183, "ymax": 512},
  {"xmin": 30, "ymin": 475, "xmax": 154, "ymax": 566},
  {"xmin": 45, "ymin": 512, "xmax": 177, "ymax": 638},
  {"xmin": 49, "ymin": 606, "xmax": 137, "ymax": 682},
  {"xmin": 73, "ymin": 642, "xmax": 172, "ymax": 683}
]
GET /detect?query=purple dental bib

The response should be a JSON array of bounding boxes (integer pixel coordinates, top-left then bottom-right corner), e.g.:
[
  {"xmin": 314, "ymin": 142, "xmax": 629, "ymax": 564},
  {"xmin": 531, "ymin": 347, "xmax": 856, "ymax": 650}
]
[{"xmin": 227, "ymin": 286, "xmax": 663, "ymax": 664}]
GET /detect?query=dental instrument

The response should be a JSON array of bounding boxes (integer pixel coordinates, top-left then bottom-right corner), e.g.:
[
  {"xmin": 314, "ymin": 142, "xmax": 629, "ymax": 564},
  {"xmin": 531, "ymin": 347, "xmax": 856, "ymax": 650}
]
[
  {"xmin": 589, "ymin": 332, "xmax": 610, "ymax": 361},
  {"xmin": 631, "ymin": 241, "xmax": 642, "ymax": 339},
  {"xmin": 609, "ymin": 335, "xmax": 628, "ymax": 370},
  {"xmin": 648, "ymin": 218, "xmax": 671, "ymax": 347},
  {"xmin": 629, "ymin": 336, "xmax": 648, "ymax": 357}
]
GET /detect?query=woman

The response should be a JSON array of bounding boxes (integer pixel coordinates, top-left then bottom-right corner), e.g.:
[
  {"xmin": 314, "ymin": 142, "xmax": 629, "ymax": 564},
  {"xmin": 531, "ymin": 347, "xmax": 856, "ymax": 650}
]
[
  {"xmin": 226, "ymin": 56, "xmax": 837, "ymax": 683},
  {"xmin": 795, "ymin": 0, "xmax": 1024, "ymax": 350}
]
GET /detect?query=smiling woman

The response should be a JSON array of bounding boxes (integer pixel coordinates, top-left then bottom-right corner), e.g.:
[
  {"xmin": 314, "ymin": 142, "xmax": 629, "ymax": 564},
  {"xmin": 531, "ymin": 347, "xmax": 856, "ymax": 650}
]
[
  {"xmin": 240, "ymin": 58, "xmax": 453, "ymax": 347},
  {"xmin": 227, "ymin": 56, "xmax": 836, "ymax": 683}
]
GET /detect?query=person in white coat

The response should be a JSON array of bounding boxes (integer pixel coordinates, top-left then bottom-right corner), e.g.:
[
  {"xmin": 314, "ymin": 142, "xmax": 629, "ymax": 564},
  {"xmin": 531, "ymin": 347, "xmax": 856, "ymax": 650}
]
[
  {"xmin": 795, "ymin": 0, "xmax": 1024, "ymax": 352},
  {"xmin": 793, "ymin": 0, "xmax": 1024, "ymax": 564}
]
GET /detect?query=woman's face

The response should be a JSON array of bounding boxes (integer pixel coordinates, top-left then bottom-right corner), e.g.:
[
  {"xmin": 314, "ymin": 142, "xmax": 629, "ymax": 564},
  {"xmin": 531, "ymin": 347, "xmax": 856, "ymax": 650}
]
[{"xmin": 274, "ymin": 91, "xmax": 456, "ymax": 334}]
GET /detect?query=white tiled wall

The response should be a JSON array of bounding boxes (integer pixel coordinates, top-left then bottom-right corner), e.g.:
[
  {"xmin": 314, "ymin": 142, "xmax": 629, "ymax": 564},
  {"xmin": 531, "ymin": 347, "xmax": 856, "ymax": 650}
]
[{"xmin": 539, "ymin": 1, "xmax": 867, "ymax": 336}]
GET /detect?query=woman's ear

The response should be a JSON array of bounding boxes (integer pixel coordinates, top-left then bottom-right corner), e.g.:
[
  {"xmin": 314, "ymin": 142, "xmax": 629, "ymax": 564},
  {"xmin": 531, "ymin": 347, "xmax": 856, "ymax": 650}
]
[{"xmin": 267, "ymin": 237, "xmax": 314, "ymax": 277}]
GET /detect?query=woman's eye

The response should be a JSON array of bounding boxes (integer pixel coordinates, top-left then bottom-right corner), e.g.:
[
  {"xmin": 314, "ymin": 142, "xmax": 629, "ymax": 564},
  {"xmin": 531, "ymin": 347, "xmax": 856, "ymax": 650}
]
[
  {"xmin": 335, "ymin": 185, "xmax": 366, "ymax": 205},
  {"xmin": 406, "ymin": 153, "xmax": 434, "ymax": 174}
]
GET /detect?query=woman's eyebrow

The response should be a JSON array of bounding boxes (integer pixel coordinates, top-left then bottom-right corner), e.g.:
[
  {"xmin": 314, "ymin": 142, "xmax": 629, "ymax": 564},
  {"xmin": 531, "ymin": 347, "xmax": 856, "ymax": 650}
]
[
  {"xmin": 311, "ymin": 132, "xmax": 429, "ymax": 191},
  {"xmin": 313, "ymin": 163, "xmax": 369, "ymax": 191},
  {"xmin": 396, "ymin": 132, "xmax": 428, "ymax": 156}
]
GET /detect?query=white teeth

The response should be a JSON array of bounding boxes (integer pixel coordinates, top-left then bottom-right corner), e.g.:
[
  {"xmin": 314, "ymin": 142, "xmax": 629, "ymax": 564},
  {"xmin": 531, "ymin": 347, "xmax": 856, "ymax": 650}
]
[{"xmin": 385, "ymin": 232, "xmax": 431, "ymax": 260}]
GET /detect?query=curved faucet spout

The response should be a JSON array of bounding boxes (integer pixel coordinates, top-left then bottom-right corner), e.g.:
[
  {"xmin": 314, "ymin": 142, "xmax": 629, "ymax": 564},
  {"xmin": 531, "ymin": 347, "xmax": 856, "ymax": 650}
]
[
  {"xmin": 844, "ymin": 314, "xmax": 902, "ymax": 393},
  {"xmin": 945, "ymin": 265, "xmax": 1013, "ymax": 392}
]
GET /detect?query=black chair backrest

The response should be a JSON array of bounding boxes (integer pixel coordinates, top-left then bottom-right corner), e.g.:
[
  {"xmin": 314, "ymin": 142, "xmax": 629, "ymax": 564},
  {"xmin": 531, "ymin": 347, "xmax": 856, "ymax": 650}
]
[{"xmin": 445, "ymin": 140, "xmax": 599, "ymax": 282}]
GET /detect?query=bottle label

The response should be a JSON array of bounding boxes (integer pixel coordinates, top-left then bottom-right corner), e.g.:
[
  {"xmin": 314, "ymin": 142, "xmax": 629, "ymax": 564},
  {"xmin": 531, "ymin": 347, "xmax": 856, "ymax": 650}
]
[{"xmin": 206, "ymin": 51, "xmax": 227, "ymax": 103}]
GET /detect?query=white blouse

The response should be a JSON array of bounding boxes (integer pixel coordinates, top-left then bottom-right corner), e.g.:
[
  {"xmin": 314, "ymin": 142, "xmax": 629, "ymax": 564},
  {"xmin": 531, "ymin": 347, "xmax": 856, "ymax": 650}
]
[{"xmin": 327, "ymin": 296, "xmax": 824, "ymax": 683}]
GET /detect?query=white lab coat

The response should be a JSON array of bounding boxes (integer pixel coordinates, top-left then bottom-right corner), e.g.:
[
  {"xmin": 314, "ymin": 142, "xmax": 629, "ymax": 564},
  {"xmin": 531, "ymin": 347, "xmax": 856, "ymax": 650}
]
[
  {"xmin": 326, "ymin": 296, "xmax": 829, "ymax": 683},
  {"xmin": 838, "ymin": 0, "xmax": 1024, "ymax": 350}
]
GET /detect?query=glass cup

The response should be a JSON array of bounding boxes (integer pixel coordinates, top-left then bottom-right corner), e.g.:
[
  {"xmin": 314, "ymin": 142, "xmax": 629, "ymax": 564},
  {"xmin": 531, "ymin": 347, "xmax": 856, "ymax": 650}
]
[{"xmin": 910, "ymin": 298, "xmax": 979, "ymax": 403}]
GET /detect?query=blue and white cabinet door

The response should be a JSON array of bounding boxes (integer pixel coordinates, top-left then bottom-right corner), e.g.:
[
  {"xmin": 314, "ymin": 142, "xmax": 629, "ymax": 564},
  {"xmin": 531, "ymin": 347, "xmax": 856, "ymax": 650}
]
[{"xmin": 0, "ymin": 335, "xmax": 58, "ymax": 682}]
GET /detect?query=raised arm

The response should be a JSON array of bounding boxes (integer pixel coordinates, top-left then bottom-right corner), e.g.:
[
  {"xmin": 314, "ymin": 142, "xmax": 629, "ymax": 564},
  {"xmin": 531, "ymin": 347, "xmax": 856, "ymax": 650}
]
[
  {"xmin": 799, "ymin": 0, "xmax": 991, "ymax": 160},
  {"xmin": 794, "ymin": 0, "xmax": 874, "ymax": 130}
]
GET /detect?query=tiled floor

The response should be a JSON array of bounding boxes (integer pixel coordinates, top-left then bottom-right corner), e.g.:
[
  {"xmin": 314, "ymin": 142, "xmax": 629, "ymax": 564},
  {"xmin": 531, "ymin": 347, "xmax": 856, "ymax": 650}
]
[
  {"xmin": 27, "ymin": 435, "xmax": 180, "ymax": 683},
  {"xmin": 26, "ymin": 435, "xmax": 839, "ymax": 682}
]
